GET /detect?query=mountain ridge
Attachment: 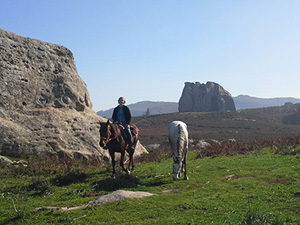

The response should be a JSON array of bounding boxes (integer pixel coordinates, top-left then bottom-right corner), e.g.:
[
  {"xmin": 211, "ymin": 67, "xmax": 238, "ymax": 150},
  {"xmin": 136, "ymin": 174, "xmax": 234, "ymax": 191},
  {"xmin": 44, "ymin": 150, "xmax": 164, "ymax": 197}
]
[
  {"xmin": 97, "ymin": 95, "xmax": 300, "ymax": 118},
  {"xmin": 233, "ymin": 95, "xmax": 300, "ymax": 109}
]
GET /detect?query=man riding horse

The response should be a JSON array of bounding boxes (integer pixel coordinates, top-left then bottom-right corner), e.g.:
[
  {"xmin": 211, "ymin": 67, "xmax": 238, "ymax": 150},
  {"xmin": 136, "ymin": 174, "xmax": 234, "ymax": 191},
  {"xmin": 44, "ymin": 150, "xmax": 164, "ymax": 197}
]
[
  {"xmin": 99, "ymin": 97, "xmax": 139, "ymax": 177},
  {"xmin": 112, "ymin": 97, "xmax": 134, "ymax": 150}
]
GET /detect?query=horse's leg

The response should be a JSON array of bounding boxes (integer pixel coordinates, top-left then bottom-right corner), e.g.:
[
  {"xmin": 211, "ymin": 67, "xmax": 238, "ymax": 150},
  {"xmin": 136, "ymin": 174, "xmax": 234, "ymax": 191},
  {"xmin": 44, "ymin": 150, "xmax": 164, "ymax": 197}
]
[
  {"xmin": 127, "ymin": 148, "xmax": 135, "ymax": 172},
  {"xmin": 178, "ymin": 157, "xmax": 182, "ymax": 178},
  {"xmin": 120, "ymin": 150, "xmax": 128, "ymax": 174},
  {"xmin": 131, "ymin": 138, "xmax": 137, "ymax": 171},
  {"xmin": 110, "ymin": 150, "xmax": 116, "ymax": 178},
  {"xmin": 183, "ymin": 150, "xmax": 189, "ymax": 180},
  {"xmin": 131, "ymin": 152, "xmax": 135, "ymax": 171},
  {"xmin": 173, "ymin": 157, "xmax": 181, "ymax": 180}
]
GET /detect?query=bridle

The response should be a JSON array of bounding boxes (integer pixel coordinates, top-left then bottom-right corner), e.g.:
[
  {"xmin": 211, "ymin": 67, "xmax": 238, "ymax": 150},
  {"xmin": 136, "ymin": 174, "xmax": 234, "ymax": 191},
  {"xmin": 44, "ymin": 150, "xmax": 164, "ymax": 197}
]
[{"xmin": 100, "ymin": 124, "xmax": 116, "ymax": 146}]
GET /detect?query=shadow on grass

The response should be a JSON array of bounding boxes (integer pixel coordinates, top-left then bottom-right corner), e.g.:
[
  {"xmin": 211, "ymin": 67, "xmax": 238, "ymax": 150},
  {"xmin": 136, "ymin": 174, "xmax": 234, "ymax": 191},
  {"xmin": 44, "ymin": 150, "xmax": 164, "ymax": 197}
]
[
  {"xmin": 2, "ymin": 171, "xmax": 90, "ymax": 198},
  {"xmin": 24, "ymin": 172, "xmax": 89, "ymax": 196},
  {"xmin": 92, "ymin": 174, "xmax": 139, "ymax": 192},
  {"xmin": 1, "ymin": 212, "xmax": 26, "ymax": 225},
  {"xmin": 50, "ymin": 171, "xmax": 88, "ymax": 186},
  {"xmin": 92, "ymin": 173, "xmax": 172, "ymax": 192}
]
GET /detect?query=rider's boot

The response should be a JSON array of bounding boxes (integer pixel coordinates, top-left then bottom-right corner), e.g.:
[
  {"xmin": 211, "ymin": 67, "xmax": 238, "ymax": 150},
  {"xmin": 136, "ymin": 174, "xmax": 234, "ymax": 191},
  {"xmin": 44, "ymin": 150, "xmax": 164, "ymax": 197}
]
[{"xmin": 125, "ymin": 128, "xmax": 134, "ymax": 150}]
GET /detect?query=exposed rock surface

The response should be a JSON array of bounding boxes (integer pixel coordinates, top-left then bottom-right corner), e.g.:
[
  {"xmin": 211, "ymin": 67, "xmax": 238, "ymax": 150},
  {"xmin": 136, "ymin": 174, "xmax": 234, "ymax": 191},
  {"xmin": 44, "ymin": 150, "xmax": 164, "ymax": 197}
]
[
  {"xmin": 0, "ymin": 155, "xmax": 13, "ymax": 165},
  {"xmin": 87, "ymin": 190, "xmax": 155, "ymax": 206},
  {"xmin": 0, "ymin": 155, "xmax": 28, "ymax": 168},
  {"xmin": 0, "ymin": 29, "xmax": 91, "ymax": 111},
  {"xmin": 0, "ymin": 28, "xmax": 147, "ymax": 162},
  {"xmin": 189, "ymin": 139, "xmax": 211, "ymax": 149},
  {"xmin": 36, "ymin": 190, "xmax": 155, "ymax": 211},
  {"xmin": 178, "ymin": 81, "xmax": 236, "ymax": 112}
]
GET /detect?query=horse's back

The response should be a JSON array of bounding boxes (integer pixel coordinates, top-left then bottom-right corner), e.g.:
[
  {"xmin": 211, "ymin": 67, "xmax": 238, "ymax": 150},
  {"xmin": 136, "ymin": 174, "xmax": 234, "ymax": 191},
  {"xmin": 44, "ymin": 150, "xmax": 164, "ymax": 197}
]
[
  {"xmin": 168, "ymin": 121, "xmax": 188, "ymax": 151},
  {"xmin": 168, "ymin": 121, "xmax": 188, "ymax": 139}
]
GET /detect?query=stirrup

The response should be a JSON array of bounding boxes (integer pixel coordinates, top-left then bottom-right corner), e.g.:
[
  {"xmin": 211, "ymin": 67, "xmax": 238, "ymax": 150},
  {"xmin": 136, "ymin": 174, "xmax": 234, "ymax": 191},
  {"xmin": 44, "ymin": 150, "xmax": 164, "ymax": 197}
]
[{"xmin": 126, "ymin": 143, "xmax": 134, "ymax": 150}]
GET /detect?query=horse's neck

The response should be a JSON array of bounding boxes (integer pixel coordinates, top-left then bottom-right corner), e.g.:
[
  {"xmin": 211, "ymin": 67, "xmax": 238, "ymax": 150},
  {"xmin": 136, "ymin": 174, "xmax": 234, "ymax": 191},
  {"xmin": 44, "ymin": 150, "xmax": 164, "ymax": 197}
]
[
  {"xmin": 110, "ymin": 124, "xmax": 122, "ymax": 140},
  {"xmin": 109, "ymin": 124, "xmax": 117, "ymax": 138}
]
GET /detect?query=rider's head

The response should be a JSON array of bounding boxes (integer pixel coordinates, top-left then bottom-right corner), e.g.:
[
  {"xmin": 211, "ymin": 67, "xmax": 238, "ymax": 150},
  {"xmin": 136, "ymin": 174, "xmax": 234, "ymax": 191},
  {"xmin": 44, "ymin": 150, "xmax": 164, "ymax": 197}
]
[{"xmin": 118, "ymin": 97, "xmax": 126, "ymax": 105}]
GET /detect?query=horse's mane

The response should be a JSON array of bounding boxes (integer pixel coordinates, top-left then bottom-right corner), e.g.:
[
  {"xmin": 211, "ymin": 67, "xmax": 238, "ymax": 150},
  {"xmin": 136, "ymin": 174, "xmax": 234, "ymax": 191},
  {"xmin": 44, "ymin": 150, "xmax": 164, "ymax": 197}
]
[{"xmin": 110, "ymin": 123, "xmax": 125, "ymax": 144}]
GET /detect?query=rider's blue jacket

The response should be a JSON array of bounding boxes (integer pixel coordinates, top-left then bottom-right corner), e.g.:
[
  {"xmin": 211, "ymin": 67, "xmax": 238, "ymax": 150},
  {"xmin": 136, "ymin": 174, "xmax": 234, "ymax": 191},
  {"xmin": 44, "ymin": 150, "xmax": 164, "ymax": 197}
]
[{"xmin": 112, "ymin": 105, "xmax": 131, "ymax": 125}]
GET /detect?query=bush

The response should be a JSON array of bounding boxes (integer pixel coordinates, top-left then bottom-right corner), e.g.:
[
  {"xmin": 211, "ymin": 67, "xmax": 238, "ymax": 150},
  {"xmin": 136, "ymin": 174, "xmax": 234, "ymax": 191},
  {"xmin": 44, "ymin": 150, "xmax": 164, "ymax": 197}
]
[
  {"xmin": 135, "ymin": 147, "xmax": 172, "ymax": 163},
  {"xmin": 240, "ymin": 209, "xmax": 283, "ymax": 225},
  {"xmin": 196, "ymin": 136, "xmax": 300, "ymax": 159},
  {"xmin": 29, "ymin": 180, "xmax": 53, "ymax": 196}
]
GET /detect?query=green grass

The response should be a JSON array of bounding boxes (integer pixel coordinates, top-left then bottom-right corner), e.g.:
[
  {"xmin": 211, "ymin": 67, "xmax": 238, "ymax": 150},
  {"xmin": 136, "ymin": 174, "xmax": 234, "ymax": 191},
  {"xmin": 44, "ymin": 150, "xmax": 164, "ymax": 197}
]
[{"xmin": 1, "ymin": 149, "xmax": 300, "ymax": 225}]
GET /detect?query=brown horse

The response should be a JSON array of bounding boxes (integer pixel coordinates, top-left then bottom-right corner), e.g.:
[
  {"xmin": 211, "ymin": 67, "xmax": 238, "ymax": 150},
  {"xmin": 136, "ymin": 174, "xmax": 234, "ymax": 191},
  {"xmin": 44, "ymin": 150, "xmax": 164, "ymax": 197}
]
[{"xmin": 99, "ymin": 120, "xmax": 139, "ymax": 178}]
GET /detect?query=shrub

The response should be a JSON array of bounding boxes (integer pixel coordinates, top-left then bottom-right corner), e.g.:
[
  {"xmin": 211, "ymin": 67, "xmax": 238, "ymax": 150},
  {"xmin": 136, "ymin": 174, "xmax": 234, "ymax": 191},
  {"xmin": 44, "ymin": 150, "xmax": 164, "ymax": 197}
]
[
  {"xmin": 29, "ymin": 180, "xmax": 53, "ymax": 196},
  {"xmin": 135, "ymin": 147, "xmax": 172, "ymax": 163},
  {"xmin": 196, "ymin": 136, "xmax": 300, "ymax": 159},
  {"xmin": 240, "ymin": 209, "xmax": 283, "ymax": 225}
]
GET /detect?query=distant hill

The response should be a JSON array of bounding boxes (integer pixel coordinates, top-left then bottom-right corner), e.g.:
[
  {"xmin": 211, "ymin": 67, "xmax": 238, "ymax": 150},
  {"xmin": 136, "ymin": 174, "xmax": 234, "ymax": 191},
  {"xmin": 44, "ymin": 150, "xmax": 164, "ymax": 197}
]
[
  {"xmin": 97, "ymin": 101, "xmax": 178, "ymax": 118},
  {"xmin": 233, "ymin": 95, "xmax": 300, "ymax": 109},
  {"xmin": 97, "ymin": 95, "xmax": 300, "ymax": 117},
  {"xmin": 131, "ymin": 103, "xmax": 300, "ymax": 146}
]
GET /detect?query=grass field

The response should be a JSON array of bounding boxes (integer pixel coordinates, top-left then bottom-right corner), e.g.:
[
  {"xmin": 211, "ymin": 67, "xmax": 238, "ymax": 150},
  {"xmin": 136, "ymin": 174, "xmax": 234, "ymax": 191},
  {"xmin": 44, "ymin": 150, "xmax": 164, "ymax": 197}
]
[
  {"xmin": 2, "ymin": 106, "xmax": 300, "ymax": 224},
  {"xmin": 1, "ymin": 146, "xmax": 300, "ymax": 224}
]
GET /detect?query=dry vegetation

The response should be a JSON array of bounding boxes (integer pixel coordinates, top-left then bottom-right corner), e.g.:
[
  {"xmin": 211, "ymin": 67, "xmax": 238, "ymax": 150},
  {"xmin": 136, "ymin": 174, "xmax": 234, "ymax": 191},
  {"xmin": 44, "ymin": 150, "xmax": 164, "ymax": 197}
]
[
  {"xmin": 131, "ymin": 103, "xmax": 300, "ymax": 164},
  {"xmin": 132, "ymin": 103, "xmax": 300, "ymax": 146}
]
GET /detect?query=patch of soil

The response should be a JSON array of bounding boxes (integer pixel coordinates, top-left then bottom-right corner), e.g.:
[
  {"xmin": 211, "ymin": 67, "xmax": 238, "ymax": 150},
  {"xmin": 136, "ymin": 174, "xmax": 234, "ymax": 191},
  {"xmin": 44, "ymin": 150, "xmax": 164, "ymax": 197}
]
[
  {"xmin": 269, "ymin": 178, "xmax": 295, "ymax": 185},
  {"xmin": 293, "ymin": 192, "xmax": 300, "ymax": 197}
]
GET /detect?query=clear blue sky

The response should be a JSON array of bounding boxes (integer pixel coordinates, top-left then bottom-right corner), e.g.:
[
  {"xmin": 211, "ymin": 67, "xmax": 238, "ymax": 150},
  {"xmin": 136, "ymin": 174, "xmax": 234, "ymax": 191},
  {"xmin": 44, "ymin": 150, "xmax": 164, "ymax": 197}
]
[{"xmin": 2, "ymin": 0, "xmax": 300, "ymax": 111}]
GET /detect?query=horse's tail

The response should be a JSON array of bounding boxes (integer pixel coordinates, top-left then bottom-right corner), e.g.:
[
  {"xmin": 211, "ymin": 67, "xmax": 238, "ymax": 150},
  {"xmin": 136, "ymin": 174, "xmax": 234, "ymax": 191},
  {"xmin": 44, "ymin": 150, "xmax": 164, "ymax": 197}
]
[
  {"xmin": 176, "ymin": 124, "xmax": 188, "ymax": 157},
  {"xmin": 130, "ymin": 124, "xmax": 139, "ymax": 135},
  {"xmin": 169, "ymin": 121, "xmax": 187, "ymax": 157},
  {"xmin": 130, "ymin": 124, "xmax": 139, "ymax": 144}
]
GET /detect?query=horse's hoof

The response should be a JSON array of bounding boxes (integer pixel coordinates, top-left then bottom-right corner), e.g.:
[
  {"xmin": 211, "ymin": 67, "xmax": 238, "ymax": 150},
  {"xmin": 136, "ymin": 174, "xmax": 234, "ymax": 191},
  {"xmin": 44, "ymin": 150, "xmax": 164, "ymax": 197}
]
[
  {"xmin": 111, "ymin": 174, "xmax": 116, "ymax": 179},
  {"xmin": 184, "ymin": 176, "xmax": 189, "ymax": 180}
]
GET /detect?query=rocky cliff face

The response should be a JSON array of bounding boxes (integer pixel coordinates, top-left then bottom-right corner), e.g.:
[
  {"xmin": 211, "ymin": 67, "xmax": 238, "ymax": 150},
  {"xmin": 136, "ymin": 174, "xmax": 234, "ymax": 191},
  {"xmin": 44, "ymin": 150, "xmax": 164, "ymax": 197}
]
[
  {"xmin": 178, "ymin": 82, "xmax": 236, "ymax": 112},
  {"xmin": 0, "ymin": 29, "xmax": 147, "ymax": 162},
  {"xmin": 0, "ymin": 30, "xmax": 92, "ymax": 111}
]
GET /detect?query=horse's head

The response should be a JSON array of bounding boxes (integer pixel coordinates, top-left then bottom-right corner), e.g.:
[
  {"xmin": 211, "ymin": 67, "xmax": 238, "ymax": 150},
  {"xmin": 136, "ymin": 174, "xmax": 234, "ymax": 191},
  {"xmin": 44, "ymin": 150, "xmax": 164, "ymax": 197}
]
[{"xmin": 99, "ymin": 120, "xmax": 112, "ymax": 148}]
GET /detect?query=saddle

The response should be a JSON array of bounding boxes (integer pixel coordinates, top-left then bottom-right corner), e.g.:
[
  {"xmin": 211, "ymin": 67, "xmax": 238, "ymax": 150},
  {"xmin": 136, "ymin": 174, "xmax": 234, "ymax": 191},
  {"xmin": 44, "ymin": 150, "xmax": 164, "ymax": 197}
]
[
  {"xmin": 117, "ymin": 124, "xmax": 139, "ymax": 136},
  {"xmin": 129, "ymin": 124, "xmax": 139, "ymax": 136},
  {"xmin": 117, "ymin": 124, "xmax": 139, "ymax": 147}
]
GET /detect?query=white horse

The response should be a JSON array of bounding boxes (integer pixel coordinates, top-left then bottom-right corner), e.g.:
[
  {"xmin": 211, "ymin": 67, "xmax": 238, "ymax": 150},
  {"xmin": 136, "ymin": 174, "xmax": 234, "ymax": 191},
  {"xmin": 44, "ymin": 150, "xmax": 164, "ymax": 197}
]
[{"xmin": 168, "ymin": 121, "xmax": 189, "ymax": 180}]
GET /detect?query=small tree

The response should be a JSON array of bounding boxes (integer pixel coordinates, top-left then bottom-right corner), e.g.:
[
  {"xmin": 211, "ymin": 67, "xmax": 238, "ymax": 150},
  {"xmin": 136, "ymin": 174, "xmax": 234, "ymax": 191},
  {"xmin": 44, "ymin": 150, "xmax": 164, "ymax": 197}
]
[{"xmin": 145, "ymin": 108, "xmax": 150, "ymax": 116}]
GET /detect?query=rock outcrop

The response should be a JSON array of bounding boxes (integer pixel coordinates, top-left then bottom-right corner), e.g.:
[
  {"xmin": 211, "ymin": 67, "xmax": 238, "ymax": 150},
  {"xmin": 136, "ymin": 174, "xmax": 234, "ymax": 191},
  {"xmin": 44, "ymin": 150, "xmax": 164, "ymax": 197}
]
[
  {"xmin": 36, "ymin": 190, "xmax": 155, "ymax": 211},
  {"xmin": 0, "ymin": 28, "xmax": 147, "ymax": 162},
  {"xmin": 178, "ymin": 81, "xmax": 236, "ymax": 112}
]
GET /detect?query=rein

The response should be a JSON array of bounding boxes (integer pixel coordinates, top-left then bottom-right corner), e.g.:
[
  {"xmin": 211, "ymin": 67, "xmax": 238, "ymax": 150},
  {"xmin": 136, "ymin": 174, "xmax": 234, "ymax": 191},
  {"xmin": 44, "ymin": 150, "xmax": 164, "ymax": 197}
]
[
  {"xmin": 101, "ymin": 136, "xmax": 116, "ymax": 143},
  {"xmin": 100, "ymin": 124, "xmax": 117, "ymax": 144}
]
